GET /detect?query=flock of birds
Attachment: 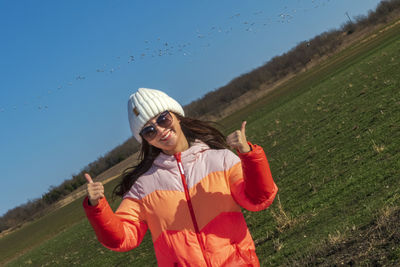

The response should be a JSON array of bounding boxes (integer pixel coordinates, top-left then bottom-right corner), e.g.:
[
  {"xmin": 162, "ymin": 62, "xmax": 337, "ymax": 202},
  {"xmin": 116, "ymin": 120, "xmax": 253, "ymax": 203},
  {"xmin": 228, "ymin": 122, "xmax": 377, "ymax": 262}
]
[{"xmin": 0, "ymin": 0, "xmax": 336, "ymax": 114}]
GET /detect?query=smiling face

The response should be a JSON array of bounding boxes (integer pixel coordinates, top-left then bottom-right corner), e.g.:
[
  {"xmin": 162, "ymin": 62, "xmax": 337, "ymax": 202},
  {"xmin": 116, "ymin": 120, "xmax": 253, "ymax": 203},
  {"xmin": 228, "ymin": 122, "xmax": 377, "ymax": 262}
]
[{"xmin": 141, "ymin": 111, "xmax": 189, "ymax": 155}]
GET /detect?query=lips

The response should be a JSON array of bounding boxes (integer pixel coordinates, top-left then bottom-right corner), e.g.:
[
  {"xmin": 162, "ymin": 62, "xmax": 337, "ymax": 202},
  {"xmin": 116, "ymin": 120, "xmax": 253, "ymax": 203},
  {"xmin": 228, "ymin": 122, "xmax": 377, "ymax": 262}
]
[{"xmin": 160, "ymin": 130, "xmax": 171, "ymax": 141}]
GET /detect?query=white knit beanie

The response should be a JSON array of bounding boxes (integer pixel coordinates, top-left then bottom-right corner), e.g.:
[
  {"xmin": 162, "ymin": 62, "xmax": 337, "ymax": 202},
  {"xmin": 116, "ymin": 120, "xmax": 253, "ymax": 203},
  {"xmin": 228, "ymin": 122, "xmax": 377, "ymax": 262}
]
[{"xmin": 128, "ymin": 88, "xmax": 185, "ymax": 143}]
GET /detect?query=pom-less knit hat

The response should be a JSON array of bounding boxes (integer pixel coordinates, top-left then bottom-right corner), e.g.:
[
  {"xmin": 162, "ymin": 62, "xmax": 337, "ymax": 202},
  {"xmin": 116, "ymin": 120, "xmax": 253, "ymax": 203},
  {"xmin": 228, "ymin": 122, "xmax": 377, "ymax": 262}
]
[{"xmin": 128, "ymin": 88, "xmax": 185, "ymax": 143}]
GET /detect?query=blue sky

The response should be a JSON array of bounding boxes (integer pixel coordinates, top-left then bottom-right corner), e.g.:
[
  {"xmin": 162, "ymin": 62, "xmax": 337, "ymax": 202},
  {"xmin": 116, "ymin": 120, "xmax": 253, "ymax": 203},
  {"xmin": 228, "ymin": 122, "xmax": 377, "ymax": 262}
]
[{"xmin": 0, "ymin": 0, "xmax": 382, "ymax": 216}]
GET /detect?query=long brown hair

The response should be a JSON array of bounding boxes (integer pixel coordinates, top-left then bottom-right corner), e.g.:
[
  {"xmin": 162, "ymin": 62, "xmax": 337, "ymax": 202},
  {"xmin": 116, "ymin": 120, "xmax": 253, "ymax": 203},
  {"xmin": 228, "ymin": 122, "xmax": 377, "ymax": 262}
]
[{"xmin": 113, "ymin": 112, "xmax": 228, "ymax": 197}]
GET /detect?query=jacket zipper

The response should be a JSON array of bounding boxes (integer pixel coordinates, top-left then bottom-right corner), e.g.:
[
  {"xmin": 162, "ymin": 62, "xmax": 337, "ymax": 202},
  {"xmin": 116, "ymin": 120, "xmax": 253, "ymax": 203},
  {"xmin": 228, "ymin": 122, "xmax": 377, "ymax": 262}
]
[{"xmin": 174, "ymin": 153, "xmax": 211, "ymax": 267}]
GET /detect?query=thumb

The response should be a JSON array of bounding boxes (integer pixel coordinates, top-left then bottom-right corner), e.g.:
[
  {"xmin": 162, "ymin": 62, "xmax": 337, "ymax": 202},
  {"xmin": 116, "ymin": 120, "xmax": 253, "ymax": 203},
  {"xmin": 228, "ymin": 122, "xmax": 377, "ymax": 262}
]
[
  {"xmin": 84, "ymin": 173, "xmax": 93, "ymax": 184},
  {"xmin": 241, "ymin": 121, "xmax": 247, "ymax": 137}
]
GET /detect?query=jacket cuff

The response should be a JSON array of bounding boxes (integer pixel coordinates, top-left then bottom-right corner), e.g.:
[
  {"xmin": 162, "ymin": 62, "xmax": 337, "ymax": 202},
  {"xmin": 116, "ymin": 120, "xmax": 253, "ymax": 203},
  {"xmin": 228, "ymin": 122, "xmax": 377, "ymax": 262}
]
[
  {"xmin": 235, "ymin": 141, "xmax": 253, "ymax": 154},
  {"xmin": 83, "ymin": 196, "xmax": 108, "ymax": 213},
  {"xmin": 237, "ymin": 142, "xmax": 262, "ymax": 158},
  {"xmin": 236, "ymin": 142, "xmax": 277, "ymax": 205}
]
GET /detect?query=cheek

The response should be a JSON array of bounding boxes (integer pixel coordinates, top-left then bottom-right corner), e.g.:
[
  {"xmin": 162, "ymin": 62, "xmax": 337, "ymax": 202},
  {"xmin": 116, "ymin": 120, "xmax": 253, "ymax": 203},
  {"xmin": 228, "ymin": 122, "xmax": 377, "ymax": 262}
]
[
  {"xmin": 174, "ymin": 124, "xmax": 184, "ymax": 136},
  {"xmin": 148, "ymin": 140, "xmax": 157, "ymax": 147}
]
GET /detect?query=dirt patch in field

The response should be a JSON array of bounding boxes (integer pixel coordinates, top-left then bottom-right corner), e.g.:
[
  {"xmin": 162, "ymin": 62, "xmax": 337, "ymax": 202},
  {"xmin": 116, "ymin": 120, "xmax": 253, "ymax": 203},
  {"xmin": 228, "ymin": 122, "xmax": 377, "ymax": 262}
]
[{"xmin": 289, "ymin": 206, "xmax": 400, "ymax": 266}]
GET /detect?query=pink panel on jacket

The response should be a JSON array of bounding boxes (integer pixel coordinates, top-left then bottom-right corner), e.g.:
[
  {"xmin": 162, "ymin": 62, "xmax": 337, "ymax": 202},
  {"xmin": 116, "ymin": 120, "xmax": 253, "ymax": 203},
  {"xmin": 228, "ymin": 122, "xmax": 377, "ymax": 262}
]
[{"xmin": 124, "ymin": 145, "xmax": 240, "ymax": 201}]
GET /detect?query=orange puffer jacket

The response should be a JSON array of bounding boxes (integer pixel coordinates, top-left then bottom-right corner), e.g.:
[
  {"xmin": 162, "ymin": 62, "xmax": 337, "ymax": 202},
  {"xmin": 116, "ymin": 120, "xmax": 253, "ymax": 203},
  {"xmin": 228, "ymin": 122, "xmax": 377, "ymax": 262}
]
[{"xmin": 83, "ymin": 140, "xmax": 278, "ymax": 266}]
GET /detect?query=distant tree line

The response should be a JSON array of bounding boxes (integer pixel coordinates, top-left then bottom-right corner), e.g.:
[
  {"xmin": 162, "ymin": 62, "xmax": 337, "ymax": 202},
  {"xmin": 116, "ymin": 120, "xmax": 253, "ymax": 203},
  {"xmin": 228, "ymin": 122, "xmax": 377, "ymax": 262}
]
[
  {"xmin": 184, "ymin": 0, "xmax": 400, "ymax": 118},
  {"xmin": 0, "ymin": 137, "xmax": 140, "ymax": 233},
  {"xmin": 1, "ymin": 0, "xmax": 399, "ymax": 233}
]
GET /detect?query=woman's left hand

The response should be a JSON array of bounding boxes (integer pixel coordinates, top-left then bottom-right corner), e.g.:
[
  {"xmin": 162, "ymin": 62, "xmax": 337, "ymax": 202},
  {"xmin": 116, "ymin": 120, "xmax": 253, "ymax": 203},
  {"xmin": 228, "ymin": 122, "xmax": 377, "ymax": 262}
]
[{"xmin": 226, "ymin": 121, "xmax": 251, "ymax": 153}]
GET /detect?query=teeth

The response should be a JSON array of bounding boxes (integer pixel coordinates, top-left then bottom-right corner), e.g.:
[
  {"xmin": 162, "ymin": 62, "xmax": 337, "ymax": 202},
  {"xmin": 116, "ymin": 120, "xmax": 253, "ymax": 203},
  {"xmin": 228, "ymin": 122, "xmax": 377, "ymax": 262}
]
[{"xmin": 161, "ymin": 131, "xmax": 170, "ymax": 141}]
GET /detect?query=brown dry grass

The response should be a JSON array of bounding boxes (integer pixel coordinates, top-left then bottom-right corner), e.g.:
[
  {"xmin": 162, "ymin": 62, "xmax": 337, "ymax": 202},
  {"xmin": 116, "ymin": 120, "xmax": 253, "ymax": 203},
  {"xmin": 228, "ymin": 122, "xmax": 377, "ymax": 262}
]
[
  {"xmin": 270, "ymin": 195, "xmax": 301, "ymax": 233},
  {"xmin": 288, "ymin": 205, "xmax": 400, "ymax": 266}
]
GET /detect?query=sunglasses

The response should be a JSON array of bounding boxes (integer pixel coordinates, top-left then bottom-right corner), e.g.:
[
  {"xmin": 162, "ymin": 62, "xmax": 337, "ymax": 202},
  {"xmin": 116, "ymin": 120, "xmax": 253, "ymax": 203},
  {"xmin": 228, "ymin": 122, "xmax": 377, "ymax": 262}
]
[{"xmin": 139, "ymin": 111, "xmax": 173, "ymax": 141}]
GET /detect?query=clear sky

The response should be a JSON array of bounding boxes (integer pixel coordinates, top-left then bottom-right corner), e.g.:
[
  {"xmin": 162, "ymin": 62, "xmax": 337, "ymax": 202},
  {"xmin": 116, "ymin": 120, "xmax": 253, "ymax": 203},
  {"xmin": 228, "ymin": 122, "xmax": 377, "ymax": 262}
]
[{"xmin": 0, "ymin": 0, "xmax": 382, "ymax": 216}]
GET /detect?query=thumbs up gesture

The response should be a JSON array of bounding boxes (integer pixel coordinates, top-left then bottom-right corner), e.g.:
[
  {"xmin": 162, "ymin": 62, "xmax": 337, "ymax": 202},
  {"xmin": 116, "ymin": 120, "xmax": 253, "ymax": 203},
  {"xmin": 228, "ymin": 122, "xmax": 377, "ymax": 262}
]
[
  {"xmin": 85, "ymin": 173, "xmax": 104, "ymax": 206},
  {"xmin": 226, "ymin": 121, "xmax": 251, "ymax": 153}
]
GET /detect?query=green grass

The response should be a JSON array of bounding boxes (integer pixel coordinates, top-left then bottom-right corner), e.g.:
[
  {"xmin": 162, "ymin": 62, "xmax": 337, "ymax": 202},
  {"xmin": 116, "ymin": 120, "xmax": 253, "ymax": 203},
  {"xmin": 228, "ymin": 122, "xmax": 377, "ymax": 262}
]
[
  {"xmin": 220, "ymin": 19, "xmax": 400, "ymax": 266},
  {"xmin": 1, "ymin": 178, "xmax": 157, "ymax": 266},
  {"xmin": 0, "ymin": 193, "xmax": 88, "ymax": 263},
  {"xmin": 6, "ymin": 213, "xmax": 156, "ymax": 267},
  {"xmin": 2, "ymin": 19, "xmax": 400, "ymax": 266}
]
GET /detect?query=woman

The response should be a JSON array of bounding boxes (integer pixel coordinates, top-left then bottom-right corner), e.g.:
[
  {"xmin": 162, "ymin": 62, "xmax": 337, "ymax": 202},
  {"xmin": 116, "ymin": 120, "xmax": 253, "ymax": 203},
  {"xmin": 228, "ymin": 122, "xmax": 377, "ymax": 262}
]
[{"xmin": 83, "ymin": 88, "xmax": 278, "ymax": 266}]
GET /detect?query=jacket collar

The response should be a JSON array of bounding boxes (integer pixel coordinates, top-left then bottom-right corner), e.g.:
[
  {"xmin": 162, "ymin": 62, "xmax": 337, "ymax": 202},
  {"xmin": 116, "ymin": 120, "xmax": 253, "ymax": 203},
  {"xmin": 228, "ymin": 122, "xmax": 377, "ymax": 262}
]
[{"xmin": 153, "ymin": 139, "xmax": 209, "ymax": 168}]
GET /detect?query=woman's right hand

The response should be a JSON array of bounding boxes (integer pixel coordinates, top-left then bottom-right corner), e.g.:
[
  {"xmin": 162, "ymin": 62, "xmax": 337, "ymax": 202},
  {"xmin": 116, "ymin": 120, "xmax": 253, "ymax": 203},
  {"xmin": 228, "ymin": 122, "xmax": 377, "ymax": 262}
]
[{"xmin": 85, "ymin": 173, "xmax": 104, "ymax": 206}]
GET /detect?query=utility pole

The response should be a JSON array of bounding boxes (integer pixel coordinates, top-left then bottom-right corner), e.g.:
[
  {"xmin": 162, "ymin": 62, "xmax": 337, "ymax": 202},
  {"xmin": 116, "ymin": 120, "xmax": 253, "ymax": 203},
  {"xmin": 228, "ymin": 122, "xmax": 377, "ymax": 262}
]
[{"xmin": 345, "ymin": 12, "xmax": 353, "ymax": 24}]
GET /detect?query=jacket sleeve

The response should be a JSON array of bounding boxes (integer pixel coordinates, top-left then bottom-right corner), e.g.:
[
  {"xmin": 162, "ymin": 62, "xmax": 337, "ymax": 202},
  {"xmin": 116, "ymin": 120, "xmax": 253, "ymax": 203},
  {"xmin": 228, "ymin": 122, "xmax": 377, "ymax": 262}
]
[
  {"xmin": 83, "ymin": 196, "xmax": 148, "ymax": 252},
  {"xmin": 228, "ymin": 142, "xmax": 278, "ymax": 211}
]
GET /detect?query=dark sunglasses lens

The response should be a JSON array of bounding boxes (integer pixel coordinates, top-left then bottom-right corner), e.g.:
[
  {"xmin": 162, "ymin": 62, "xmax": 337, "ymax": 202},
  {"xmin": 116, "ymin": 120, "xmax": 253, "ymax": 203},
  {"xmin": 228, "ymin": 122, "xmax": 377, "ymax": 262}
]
[
  {"xmin": 140, "ymin": 126, "xmax": 157, "ymax": 140},
  {"xmin": 157, "ymin": 112, "xmax": 172, "ymax": 127}
]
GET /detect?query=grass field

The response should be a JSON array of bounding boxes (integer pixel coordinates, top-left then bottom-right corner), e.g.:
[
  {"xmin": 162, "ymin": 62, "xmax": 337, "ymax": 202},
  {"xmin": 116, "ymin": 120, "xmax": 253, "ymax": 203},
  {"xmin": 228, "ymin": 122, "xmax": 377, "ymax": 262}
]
[
  {"xmin": 2, "ymin": 18, "xmax": 400, "ymax": 266},
  {"xmin": 220, "ymin": 19, "xmax": 400, "ymax": 265}
]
